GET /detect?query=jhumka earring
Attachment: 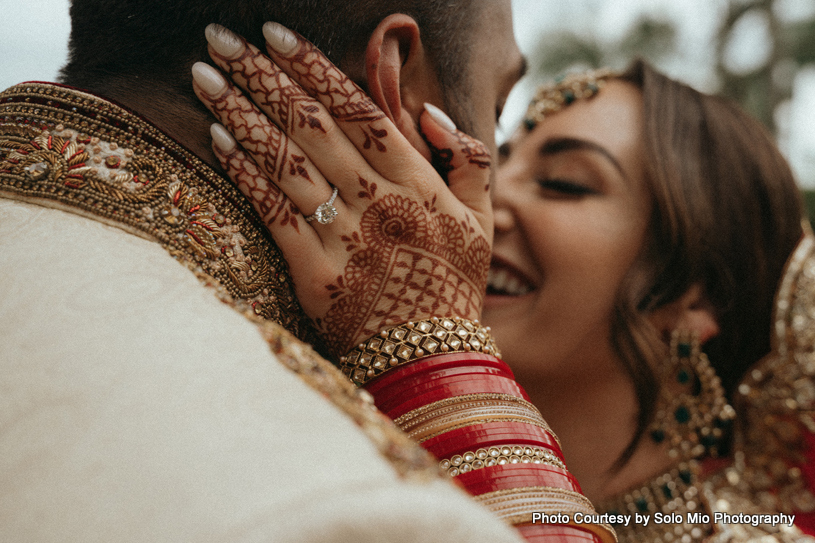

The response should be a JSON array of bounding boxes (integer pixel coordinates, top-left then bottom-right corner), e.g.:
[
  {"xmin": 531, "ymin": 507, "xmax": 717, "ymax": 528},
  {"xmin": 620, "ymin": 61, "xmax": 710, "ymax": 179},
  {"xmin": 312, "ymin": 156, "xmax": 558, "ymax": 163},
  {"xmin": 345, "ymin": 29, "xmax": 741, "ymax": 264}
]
[{"xmin": 649, "ymin": 330, "xmax": 736, "ymax": 461}]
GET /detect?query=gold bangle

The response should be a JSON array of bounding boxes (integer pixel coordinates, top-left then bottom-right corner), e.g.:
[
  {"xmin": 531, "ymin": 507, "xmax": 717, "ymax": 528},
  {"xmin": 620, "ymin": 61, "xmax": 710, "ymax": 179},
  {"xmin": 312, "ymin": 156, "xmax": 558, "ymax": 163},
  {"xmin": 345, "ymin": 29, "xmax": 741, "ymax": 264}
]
[
  {"xmin": 440, "ymin": 445, "xmax": 567, "ymax": 477},
  {"xmin": 416, "ymin": 417, "xmax": 555, "ymax": 444},
  {"xmin": 394, "ymin": 393, "xmax": 558, "ymax": 445},
  {"xmin": 474, "ymin": 487, "xmax": 618, "ymax": 543},
  {"xmin": 339, "ymin": 317, "xmax": 500, "ymax": 385}
]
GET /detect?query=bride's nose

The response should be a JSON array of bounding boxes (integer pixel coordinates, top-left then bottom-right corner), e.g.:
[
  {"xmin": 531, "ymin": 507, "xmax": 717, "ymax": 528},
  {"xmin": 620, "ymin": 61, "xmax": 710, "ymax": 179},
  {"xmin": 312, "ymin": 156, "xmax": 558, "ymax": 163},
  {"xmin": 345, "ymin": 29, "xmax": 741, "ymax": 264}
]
[{"xmin": 492, "ymin": 182, "xmax": 515, "ymax": 234}]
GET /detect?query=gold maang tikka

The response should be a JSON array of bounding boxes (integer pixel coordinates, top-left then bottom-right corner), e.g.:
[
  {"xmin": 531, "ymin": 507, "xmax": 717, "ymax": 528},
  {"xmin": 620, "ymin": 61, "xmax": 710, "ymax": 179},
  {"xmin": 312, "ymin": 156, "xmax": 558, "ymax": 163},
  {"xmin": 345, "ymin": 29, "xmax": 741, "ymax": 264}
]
[{"xmin": 523, "ymin": 68, "xmax": 617, "ymax": 130}]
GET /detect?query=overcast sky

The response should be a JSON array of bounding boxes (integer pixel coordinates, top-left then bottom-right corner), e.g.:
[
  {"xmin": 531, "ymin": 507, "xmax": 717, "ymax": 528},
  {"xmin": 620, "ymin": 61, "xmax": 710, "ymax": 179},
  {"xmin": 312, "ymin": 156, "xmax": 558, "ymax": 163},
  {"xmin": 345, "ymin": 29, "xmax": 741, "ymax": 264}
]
[{"xmin": 1, "ymin": 0, "xmax": 813, "ymax": 185}]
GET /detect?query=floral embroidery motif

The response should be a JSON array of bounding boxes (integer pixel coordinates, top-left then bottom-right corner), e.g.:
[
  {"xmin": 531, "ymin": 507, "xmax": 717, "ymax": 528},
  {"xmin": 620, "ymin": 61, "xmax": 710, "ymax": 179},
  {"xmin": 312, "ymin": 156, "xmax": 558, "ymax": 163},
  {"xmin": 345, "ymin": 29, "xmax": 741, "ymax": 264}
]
[
  {"xmin": 2, "ymin": 131, "xmax": 91, "ymax": 187},
  {"xmin": 0, "ymin": 83, "xmax": 316, "ymax": 342}
]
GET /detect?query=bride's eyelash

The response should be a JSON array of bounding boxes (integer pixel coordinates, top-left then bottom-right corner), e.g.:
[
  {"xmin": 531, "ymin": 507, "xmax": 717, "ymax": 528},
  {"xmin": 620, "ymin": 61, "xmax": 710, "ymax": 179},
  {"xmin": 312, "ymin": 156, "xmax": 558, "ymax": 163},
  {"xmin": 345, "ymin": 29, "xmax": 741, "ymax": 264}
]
[{"xmin": 536, "ymin": 178, "xmax": 595, "ymax": 195}]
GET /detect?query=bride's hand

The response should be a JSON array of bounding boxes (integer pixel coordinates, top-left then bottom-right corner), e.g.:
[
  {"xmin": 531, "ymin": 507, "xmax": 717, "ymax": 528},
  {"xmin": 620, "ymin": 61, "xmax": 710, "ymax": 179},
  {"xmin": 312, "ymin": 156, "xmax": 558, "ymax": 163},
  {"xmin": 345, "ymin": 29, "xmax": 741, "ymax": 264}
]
[{"xmin": 192, "ymin": 23, "xmax": 492, "ymax": 357}]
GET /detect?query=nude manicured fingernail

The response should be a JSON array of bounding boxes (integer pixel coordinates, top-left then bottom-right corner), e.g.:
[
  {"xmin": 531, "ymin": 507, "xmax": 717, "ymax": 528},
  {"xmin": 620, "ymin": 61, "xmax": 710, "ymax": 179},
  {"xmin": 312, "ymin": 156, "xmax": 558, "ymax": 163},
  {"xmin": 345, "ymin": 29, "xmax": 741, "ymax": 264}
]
[
  {"xmin": 210, "ymin": 123, "xmax": 237, "ymax": 153},
  {"xmin": 263, "ymin": 22, "xmax": 298, "ymax": 54},
  {"xmin": 424, "ymin": 103, "xmax": 457, "ymax": 132},
  {"xmin": 205, "ymin": 24, "xmax": 244, "ymax": 59},
  {"xmin": 192, "ymin": 62, "xmax": 227, "ymax": 97}
]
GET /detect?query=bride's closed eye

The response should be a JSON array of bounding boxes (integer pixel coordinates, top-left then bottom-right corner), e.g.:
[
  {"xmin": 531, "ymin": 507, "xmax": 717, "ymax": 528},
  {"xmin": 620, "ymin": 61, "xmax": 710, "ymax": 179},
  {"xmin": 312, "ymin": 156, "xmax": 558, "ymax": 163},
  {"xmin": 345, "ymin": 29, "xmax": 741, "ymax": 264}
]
[{"xmin": 536, "ymin": 177, "xmax": 597, "ymax": 197}]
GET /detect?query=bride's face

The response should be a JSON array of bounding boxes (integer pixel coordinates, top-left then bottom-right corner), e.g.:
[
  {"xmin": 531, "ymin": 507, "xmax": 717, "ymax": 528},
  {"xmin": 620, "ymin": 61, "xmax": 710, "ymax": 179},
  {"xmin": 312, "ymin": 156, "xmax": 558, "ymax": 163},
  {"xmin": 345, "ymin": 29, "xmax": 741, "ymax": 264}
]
[{"xmin": 483, "ymin": 80, "xmax": 651, "ymax": 387}]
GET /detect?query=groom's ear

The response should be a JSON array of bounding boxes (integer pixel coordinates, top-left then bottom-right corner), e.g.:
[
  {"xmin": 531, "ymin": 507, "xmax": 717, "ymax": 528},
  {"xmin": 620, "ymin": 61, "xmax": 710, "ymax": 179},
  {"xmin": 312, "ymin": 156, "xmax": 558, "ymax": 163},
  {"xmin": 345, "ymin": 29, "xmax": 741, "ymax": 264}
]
[{"xmin": 357, "ymin": 13, "xmax": 445, "ymax": 161}]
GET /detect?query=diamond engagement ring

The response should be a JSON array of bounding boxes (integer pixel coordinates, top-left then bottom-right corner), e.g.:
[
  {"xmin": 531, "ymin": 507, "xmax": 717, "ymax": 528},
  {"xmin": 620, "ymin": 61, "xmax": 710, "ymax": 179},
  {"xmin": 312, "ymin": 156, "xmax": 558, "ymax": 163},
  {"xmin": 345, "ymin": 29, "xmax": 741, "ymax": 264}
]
[{"xmin": 304, "ymin": 186, "xmax": 339, "ymax": 225}]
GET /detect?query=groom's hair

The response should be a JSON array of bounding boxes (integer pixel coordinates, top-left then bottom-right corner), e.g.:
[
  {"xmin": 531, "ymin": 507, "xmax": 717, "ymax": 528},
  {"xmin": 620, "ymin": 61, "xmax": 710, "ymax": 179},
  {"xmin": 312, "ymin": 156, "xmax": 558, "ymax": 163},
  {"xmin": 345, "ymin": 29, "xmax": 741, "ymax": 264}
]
[{"xmin": 60, "ymin": 0, "xmax": 481, "ymax": 124}]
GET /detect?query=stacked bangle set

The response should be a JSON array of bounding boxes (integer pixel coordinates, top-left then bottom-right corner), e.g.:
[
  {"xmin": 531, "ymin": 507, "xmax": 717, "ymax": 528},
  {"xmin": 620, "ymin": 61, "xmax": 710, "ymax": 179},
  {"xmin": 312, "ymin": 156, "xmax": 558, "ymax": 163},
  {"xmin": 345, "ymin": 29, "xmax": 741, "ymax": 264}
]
[{"xmin": 339, "ymin": 318, "xmax": 617, "ymax": 543}]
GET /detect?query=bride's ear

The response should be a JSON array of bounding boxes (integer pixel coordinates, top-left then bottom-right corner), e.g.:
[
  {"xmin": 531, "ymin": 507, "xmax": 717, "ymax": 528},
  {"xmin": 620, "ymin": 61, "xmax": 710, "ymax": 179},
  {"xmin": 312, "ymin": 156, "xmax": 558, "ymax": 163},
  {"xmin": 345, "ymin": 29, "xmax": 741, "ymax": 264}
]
[
  {"xmin": 362, "ymin": 14, "xmax": 445, "ymax": 161},
  {"xmin": 648, "ymin": 284, "xmax": 720, "ymax": 343}
]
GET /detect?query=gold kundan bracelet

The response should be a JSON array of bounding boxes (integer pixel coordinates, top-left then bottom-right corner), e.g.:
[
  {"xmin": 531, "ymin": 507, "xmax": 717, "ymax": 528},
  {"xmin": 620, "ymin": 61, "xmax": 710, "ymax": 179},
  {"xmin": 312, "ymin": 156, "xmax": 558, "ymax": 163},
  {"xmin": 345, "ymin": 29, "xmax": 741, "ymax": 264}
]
[{"xmin": 339, "ymin": 317, "xmax": 500, "ymax": 385}]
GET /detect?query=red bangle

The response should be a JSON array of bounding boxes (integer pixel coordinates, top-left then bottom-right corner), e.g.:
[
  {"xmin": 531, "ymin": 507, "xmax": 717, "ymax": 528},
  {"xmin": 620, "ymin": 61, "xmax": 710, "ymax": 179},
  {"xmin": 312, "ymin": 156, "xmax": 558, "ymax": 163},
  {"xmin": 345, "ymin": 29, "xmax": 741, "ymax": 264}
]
[
  {"xmin": 365, "ymin": 354, "xmax": 515, "ymax": 401},
  {"xmin": 376, "ymin": 375, "xmax": 529, "ymax": 417},
  {"xmin": 378, "ymin": 365, "xmax": 516, "ymax": 396},
  {"xmin": 423, "ymin": 421, "xmax": 564, "ymax": 461},
  {"xmin": 457, "ymin": 463, "xmax": 582, "ymax": 496},
  {"xmin": 365, "ymin": 352, "xmax": 514, "ymax": 393}
]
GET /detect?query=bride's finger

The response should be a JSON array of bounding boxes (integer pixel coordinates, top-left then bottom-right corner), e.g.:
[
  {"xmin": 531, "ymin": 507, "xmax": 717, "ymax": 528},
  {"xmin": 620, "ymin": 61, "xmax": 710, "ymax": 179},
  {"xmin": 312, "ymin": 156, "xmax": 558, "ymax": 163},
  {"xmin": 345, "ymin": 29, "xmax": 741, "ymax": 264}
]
[
  {"xmin": 209, "ymin": 124, "xmax": 316, "ymax": 251},
  {"xmin": 420, "ymin": 103, "xmax": 493, "ymax": 217},
  {"xmin": 204, "ymin": 25, "xmax": 382, "ymax": 194},
  {"xmin": 210, "ymin": 124, "xmax": 344, "ymax": 313},
  {"xmin": 193, "ymin": 62, "xmax": 346, "ymax": 227},
  {"xmin": 259, "ymin": 22, "xmax": 434, "ymax": 183}
]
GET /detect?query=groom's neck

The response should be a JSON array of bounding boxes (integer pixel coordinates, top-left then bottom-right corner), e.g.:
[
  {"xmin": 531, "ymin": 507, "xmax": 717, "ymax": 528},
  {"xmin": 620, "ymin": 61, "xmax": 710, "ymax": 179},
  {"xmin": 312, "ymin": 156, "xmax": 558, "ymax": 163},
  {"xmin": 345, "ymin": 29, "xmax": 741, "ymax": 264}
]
[{"xmin": 69, "ymin": 76, "xmax": 220, "ymax": 169}]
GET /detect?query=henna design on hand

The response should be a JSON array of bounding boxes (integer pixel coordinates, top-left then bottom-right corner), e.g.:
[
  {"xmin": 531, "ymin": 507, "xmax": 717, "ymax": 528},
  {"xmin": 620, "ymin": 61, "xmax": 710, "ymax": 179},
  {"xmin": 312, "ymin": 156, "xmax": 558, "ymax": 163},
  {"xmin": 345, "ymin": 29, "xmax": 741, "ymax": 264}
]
[
  {"xmin": 281, "ymin": 36, "xmax": 385, "ymax": 122},
  {"xmin": 276, "ymin": 34, "xmax": 392, "ymax": 153},
  {"xmin": 427, "ymin": 129, "xmax": 492, "ymax": 184},
  {"xmin": 216, "ymin": 145, "xmax": 301, "ymax": 233},
  {"xmin": 357, "ymin": 176, "xmax": 377, "ymax": 200},
  {"xmin": 204, "ymin": 31, "xmax": 493, "ymax": 358},
  {"xmin": 457, "ymin": 130, "xmax": 492, "ymax": 170},
  {"xmin": 207, "ymin": 83, "xmax": 315, "ymax": 195},
  {"xmin": 212, "ymin": 44, "xmax": 328, "ymax": 140},
  {"xmin": 362, "ymin": 126, "xmax": 388, "ymax": 152},
  {"xmin": 317, "ymin": 194, "xmax": 490, "ymax": 355}
]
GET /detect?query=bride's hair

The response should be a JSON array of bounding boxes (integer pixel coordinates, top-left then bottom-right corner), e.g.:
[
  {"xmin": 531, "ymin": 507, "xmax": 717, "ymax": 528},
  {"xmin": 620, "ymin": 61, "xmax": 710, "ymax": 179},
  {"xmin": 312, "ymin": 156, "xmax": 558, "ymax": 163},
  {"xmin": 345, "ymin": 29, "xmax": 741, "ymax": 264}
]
[{"xmin": 611, "ymin": 59, "xmax": 804, "ymax": 465}]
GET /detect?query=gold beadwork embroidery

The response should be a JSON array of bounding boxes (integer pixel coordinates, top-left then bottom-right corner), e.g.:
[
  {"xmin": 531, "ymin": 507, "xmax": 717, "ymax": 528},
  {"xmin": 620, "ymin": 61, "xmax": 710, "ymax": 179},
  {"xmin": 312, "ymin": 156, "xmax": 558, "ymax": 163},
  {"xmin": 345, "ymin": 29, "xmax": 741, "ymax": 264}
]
[
  {"xmin": 0, "ymin": 83, "xmax": 317, "ymax": 343},
  {"xmin": 439, "ymin": 445, "xmax": 566, "ymax": 477},
  {"xmin": 729, "ymin": 226, "xmax": 815, "ymax": 514},
  {"xmin": 596, "ymin": 461, "xmax": 711, "ymax": 543},
  {"xmin": 339, "ymin": 317, "xmax": 499, "ymax": 385}
]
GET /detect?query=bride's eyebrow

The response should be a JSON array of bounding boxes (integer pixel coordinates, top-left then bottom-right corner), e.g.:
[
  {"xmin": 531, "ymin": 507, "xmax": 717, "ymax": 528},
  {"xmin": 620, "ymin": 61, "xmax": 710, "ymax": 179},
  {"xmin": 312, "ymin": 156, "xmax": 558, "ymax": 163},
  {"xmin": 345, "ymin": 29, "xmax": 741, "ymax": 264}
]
[{"xmin": 539, "ymin": 137, "xmax": 626, "ymax": 179}]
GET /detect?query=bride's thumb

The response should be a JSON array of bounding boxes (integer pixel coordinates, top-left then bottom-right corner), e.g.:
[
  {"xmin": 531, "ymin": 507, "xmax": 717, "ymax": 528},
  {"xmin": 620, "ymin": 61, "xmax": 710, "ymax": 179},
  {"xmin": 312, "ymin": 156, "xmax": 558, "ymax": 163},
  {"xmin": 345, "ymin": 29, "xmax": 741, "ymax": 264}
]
[{"xmin": 420, "ymin": 103, "xmax": 492, "ymax": 210}]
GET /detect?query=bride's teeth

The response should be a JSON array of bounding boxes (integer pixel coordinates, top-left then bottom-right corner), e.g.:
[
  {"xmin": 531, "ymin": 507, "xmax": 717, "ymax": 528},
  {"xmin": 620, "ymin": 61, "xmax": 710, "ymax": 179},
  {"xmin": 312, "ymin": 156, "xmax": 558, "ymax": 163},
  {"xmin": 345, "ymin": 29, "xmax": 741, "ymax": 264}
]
[{"xmin": 488, "ymin": 266, "xmax": 532, "ymax": 295}]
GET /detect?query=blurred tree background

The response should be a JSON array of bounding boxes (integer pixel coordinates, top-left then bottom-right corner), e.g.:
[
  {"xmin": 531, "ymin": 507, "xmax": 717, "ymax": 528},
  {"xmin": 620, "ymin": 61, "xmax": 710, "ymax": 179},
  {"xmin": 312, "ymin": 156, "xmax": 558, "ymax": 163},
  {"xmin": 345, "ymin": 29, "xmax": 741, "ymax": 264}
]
[
  {"xmin": 521, "ymin": 0, "xmax": 815, "ymax": 214},
  {"xmin": 528, "ymin": 0, "xmax": 815, "ymax": 132}
]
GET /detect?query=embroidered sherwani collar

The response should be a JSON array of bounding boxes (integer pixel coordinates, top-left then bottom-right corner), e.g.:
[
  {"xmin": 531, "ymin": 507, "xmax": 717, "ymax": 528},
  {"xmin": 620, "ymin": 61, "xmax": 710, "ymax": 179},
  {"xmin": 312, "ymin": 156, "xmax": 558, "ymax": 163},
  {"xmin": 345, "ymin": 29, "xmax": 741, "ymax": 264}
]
[{"xmin": 0, "ymin": 82, "xmax": 317, "ymax": 341}]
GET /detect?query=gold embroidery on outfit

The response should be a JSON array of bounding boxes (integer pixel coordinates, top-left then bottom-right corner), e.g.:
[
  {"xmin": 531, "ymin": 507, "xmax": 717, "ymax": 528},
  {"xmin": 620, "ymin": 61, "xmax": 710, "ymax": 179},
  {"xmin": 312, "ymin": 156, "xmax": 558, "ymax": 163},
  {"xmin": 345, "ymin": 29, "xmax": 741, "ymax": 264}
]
[
  {"xmin": 699, "ymin": 226, "xmax": 815, "ymax": 543},
  {"xmin": 0, "ymin": 83, "xmax": 310, "ymax": 335},
  {"xmin": 0, "ymin": 82, "xmax": 443, "ymax": 482},
  {"xmin": 256, "ymin": 318, "xmax": 443, "ymax": 481},
  {"xmin": 598, "ymin": 229, "xmax": 815, "ymax": 543}
]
